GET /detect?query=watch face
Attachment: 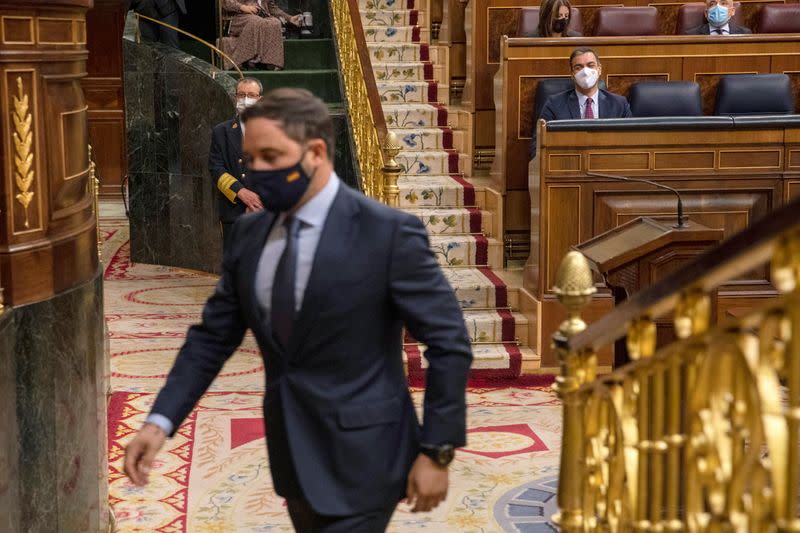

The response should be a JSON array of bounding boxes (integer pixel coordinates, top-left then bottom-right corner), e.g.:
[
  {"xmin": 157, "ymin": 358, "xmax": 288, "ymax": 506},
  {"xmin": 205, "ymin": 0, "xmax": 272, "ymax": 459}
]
[{"xmin": 438, "ymin": 445, "xmax": 455, "ymax": 466}]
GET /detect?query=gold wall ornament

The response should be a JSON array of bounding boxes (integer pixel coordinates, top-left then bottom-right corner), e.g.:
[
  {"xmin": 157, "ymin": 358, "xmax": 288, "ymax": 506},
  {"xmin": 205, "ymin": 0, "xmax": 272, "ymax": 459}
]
[
  {"xmin": 11, "ymin": 76, "xmax": 35, "ymax": 228},
  {"xmin": 382, "ymin": 131, "xmax": 402, "ymax": 207}
]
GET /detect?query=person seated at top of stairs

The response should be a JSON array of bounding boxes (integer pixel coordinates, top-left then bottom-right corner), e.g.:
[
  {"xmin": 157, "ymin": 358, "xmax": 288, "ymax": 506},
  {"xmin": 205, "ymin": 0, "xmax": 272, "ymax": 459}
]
[{"xmin": 222, "ymin": 0, "xmax": 303, "ymax": 70}]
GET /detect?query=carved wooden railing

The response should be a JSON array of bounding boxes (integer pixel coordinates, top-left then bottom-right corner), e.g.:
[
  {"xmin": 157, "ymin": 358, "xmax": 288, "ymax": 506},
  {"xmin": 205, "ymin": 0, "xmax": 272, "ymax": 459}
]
[
  {"xmin": 331, "ymin": 0, "xmax": 401, "ymax": 205},
  {"xmin": 552, "ymin": 197, "xmax": 800, "ymax": 531}
]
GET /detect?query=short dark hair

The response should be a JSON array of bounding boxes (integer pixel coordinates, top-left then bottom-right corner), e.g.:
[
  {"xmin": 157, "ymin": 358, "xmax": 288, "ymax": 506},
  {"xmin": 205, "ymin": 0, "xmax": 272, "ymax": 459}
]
[
  {"xmin": 569, "ymin": 47, "xmax": 600, "ymax": 66},
  {"xmin": 236, "ymin": 77, "xmax": 263, "ymax": 94},
  {"xmin": 240, "ymin": 88, "xmax": 335, "ymax": 158}
]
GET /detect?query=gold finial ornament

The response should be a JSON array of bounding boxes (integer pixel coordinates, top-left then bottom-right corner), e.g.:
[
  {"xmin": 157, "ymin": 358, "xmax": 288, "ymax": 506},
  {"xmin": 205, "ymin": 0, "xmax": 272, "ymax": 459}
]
[
  {"xmin": 12, "ymin": 77, "xmax": 35, "ymax": 228},
  {"xmin": 382, "ymin": 131, "xmax": 402, "ymax": 207},
  {"xmin": 552, "ymin": 251, "xmax": 597, "ymax": 532},
  {"xmin": 553, "ymin": 250, "xmax": 597, "ymax": 339}
]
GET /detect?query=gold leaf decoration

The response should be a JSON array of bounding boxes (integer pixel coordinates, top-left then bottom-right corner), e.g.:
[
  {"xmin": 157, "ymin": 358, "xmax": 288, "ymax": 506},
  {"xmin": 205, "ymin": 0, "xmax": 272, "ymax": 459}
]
[{"xmin": 12, "ymin": 76, "xmax": 34, "ymax": 228}]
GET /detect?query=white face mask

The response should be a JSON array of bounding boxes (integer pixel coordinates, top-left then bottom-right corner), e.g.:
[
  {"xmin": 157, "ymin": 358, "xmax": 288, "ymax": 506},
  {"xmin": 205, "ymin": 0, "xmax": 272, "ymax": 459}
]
[
  {"xmin": 236, "ymin": 96, "xmax": 259, "ymax": 114},
  {"xmin": 574, "ymin": 67, "xmax": 600, "ymax": 90}
]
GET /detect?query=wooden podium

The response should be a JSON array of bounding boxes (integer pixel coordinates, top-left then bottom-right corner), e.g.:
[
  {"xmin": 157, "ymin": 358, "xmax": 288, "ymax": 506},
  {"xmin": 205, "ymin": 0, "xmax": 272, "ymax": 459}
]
[{"xmin": 575, "ymin": 217, "xmax": 724, "ymax": 366}]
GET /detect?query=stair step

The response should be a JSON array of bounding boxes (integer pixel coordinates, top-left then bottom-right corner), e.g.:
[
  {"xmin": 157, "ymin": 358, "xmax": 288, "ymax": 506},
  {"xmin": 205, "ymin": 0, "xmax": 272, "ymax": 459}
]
[
  {"xmin": 373, "ymin": 61, "xmax": 433, "ymax": 82},
  {"xmin": 396, "ymin": 150, "xmax": 461, "ymax": 175},
  {"xmin": 405, "ymin": 207, "xmax": 487, "ymax": 235},
  {"xmin": 359, "ymin": 0, "xmax": 420, "ymax": 12},
  {"xmin": 383, "ymin": 103, "xmax": 448, "ymax": 128},
  {"xmin": 391, "ymin": 128, "xmax": 453, "ymax": 151},
  {"xmin": 363, "ymin": 25, "xmax": 421, "ymax": 43},
  {"xmin": 406, "ymin": 310, "xmax": 526, "ymax": 345},
  {"xmin": 368, "ymin": 43, "xmax": 438, "ymax": 63},
  {"xmin": 443, "ymin": 267, "xmax": 509, "ymax": 310},
  {"xmin": 283, "ymin": 38, "xmax": 336, "ymax": 70},
  {"xmin": 248, "ymin": 69, "xmax": 341, "ymax": 103},
  {"xmin": 399, "ymin": 175, "xmax": 472, "ymax": 207},
  {"xmin": 404, "ymin": 342, "xmax": 525, "ymax": 379},
  {"xmin": 377, "ymin": 81, "xmax": 442, "ymax": 104},
  {"xmin": 360, "ymin": 9, "xmax": 424, "ymax": 27},
  {"xmin": 429, "ymin": 234, "xmax": 504, "ymax": 269}
]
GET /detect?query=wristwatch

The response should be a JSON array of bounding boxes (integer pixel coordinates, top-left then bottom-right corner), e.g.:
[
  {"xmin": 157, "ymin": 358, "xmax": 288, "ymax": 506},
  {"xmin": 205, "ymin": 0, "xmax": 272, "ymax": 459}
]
[{"xmin": 419, "ymin": 443, "xmax": 455, "ymax": 467}]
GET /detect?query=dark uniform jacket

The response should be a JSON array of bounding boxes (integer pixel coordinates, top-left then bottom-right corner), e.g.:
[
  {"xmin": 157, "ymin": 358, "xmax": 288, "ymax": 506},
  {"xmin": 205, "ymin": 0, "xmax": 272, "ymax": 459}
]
[{"xmin": 209, "ymin": 117, "xmax": 248, "ymax": 223}]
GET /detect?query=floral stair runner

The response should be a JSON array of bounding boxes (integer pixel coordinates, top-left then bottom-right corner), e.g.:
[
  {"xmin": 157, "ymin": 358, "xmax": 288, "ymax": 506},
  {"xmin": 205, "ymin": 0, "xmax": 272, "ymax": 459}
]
[{"xmin": 359, "ymin": 0, "xmax": 532, "ymax": 379}]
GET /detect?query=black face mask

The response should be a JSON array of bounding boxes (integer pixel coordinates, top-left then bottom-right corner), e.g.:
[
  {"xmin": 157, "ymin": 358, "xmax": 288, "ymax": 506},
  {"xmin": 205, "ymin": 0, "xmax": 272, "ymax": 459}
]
[
  {"xmin": 249, "ymin": 154, "xmax": 313, "ymax": 213},
  {"xmin": 552, "ymin": 18, "xmax": 569, "ymax": 34}
]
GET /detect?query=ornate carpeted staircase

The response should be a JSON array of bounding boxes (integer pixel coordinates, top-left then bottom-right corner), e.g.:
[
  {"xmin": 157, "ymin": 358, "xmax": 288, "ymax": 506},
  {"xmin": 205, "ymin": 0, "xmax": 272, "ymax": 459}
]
[{"xmin": 358, "ymin": 0, "xmax": 538, "ymax": 380}]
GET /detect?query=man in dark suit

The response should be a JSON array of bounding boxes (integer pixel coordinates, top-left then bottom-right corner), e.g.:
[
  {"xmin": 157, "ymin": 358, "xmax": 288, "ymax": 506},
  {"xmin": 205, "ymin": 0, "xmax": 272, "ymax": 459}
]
[
  {"xmin": 530, "ymin": 47, "xmax": 632, "ymax": 159},
  {"xmin": 129, "ymin": 0, "xmax": 186, "ymax": 47},
  {"xmin": 124, "ymin": 88, "xmax": 473, "ymax": 531},
  {"xmin": 209, "ymin": 77, "xmax": 265, "ymax": 252},
  {"xmin": 685, "ymin": 0, "xmax": 751, "ymax": 34}
]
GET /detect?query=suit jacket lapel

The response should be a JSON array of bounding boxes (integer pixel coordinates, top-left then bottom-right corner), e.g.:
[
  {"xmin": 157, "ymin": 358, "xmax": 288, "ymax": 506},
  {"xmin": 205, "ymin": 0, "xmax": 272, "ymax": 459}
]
[
  {"xmin": 289, "ymin": 186, "xmax": 361, "ymax": 355},
  {"xmin": 597, "ymin": 90, "xmax": 608, "ymax": 118},
  {"xmin": 568, "ymin": 90, "xmax": 581, "ymax": 119}
]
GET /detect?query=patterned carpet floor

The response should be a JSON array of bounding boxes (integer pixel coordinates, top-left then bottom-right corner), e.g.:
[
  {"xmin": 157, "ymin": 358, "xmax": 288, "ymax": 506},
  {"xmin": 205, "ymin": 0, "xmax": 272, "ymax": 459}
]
[{"xmin": 102, "ymin": 215, "xmax": 561, "ymax": 532}]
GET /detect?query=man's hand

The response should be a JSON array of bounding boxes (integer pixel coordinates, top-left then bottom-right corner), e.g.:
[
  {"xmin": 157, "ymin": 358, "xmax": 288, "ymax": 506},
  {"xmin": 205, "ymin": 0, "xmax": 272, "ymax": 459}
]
[
  {"xmin": 289, "ymin": 14, "xmax": 303, "ymax": 26},
  {"xmin": 406, "ymin": 454, "xmax": 449, "ymax": 513},
  {"xmin": 236, "ymin": 187, "xmax": 263, "ymax": 212},
  {"xmin": 240, "ymin": 4, "xmax": 259, "ymax": 14},
  {"xmin": 124, "ymin": 423, "xmax": 167, "ymax": 487}
]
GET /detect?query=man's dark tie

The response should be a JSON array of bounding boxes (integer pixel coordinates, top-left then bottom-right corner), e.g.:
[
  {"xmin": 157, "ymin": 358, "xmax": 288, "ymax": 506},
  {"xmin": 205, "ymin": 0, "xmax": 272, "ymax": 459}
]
[
  {"xmin": 584, "ymin": 97, "xmax": 595, "ymax": 119},
  {"xmin": 271, "ymin": 216, "xmax": 302, "ymax": 348}
]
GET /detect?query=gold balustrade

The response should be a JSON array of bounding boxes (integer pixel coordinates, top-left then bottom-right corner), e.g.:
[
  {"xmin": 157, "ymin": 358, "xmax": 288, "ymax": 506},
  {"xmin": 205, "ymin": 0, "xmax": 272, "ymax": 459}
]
[
  {"xmin": 552, "ymin": 198, "xmax": 800, "ymax": 531},
  {"xmin": 331, "ymin": 0, "xmax": 402, "ymax": 205}
]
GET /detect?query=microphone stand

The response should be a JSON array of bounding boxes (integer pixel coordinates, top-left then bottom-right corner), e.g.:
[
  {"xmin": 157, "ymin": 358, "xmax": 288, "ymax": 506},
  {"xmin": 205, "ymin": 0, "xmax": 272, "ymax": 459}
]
[{"xmin": 587, "ymin": 172, "xmax": 687, "ymax": 229}]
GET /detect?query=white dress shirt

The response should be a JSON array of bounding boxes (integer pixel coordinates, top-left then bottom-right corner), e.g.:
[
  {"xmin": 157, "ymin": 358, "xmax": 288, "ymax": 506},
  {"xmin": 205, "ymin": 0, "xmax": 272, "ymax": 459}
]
[
  {"xmin": 577, "ymin": 89, "xmax": 599, "ymax": 118},
  {"xmin": 146, "ymin": 172, "xmax": 341, "ymax": 436}
]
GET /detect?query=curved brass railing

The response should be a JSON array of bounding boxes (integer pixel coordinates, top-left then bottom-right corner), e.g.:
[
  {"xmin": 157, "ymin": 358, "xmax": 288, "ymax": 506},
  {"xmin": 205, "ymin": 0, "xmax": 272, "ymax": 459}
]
[
  {"xmin": 132, "ymin": 12, "xmax": 243, "ymax": 79},
  {"xmin": 551, "ymin": 196, "xmax": 800, "ymax": 531},
  {"xmin": 331, "ymin": 0, "xmax": 400, "ymax": 203}
]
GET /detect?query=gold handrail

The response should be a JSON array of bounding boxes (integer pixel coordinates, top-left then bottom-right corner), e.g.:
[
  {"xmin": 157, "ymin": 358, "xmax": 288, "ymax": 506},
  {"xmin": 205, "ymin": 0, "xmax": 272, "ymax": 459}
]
[
  {"xmin": 331, "ymin": 0, "xmax": 385, "ymax": 200},
  {"xmin": 132, "ymin": 12, "xmax": 243, "ymax": 79},
  {"xmin": 551, "ymin": 201, "xmax": 800, "ymax": 529}
]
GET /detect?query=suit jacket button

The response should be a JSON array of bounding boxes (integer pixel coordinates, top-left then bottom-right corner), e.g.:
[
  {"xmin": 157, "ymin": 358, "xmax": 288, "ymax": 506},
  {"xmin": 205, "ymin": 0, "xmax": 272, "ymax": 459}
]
[
  {"xmin": 241, "ymin": 173, "xmax": 246, "ymax": 178},
  {"xmin": 238, "ymin": 158, "xmax": 243, "ymax": 164}
]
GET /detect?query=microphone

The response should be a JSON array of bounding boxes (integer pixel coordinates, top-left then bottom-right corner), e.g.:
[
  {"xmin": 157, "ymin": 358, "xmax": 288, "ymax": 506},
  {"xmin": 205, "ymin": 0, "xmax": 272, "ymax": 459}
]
[{"xmin": 587, "ymin": 172, "xmax": 686, "ymax": 229}]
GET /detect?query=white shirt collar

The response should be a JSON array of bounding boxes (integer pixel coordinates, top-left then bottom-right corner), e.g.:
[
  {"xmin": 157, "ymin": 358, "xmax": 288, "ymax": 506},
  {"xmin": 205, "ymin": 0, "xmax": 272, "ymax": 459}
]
[
  {"xmin": 291, "ymin": 171, "xmax": 340, "ymax": 228},
  {"xmin": 576, "ymin": 87, "xmax": 599, "ymax": 107}
]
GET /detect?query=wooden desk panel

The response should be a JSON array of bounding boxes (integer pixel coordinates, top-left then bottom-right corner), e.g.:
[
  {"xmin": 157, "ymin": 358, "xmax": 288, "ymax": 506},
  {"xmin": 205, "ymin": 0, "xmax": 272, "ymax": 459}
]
[{"xmin": 526, "ymin": 125, "xmax": 796, "ymax": 365}]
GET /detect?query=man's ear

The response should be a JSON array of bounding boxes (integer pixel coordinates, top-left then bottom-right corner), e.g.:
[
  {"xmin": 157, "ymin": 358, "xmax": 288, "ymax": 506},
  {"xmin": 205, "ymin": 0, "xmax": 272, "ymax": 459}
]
[{"xmin": 308, "ymin": 139, "xmax": 327, "ymax": 165}]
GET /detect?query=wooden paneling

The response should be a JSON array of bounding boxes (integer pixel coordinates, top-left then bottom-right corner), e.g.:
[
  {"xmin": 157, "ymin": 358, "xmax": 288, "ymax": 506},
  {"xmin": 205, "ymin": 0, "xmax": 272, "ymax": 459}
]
[
  {"xmin": 494, "ymin": 35, "xmax": 800, "ymax": 235},
  {"xmin": 526, "ymin": 125, "xmax": 794, "ymax": 365},
  {"xmin": 0, "ymin": 0, "xmax": 98, "ymax": 306},
  {"xmin": 83, "ymin": 0, "xmax": 127, "ymax": 197}
]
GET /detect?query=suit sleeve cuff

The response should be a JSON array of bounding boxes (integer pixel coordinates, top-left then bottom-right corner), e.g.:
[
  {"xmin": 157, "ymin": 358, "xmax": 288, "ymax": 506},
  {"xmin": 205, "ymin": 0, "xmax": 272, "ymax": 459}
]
[
  {"xmin": 217, "ymin": 172, "xmax": 242, "ymax": 204},
  {"xmin": 145, "ymin": 413, "xmax": 174, "ymax": 436}
]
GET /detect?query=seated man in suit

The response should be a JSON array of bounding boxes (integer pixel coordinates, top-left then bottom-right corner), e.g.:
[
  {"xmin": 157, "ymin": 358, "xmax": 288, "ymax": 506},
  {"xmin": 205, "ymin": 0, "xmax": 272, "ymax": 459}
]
[
  {"xmin": 530, "ymin": 47, "xmax": 632, "ymax": 159},
  {"xmin": 124, "ymin": 88, "xmax": 473, "ymax": 531},
  {"xmin": 685, "ymin": 0, "xmax": 752, "ymax": 34}
]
